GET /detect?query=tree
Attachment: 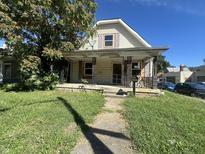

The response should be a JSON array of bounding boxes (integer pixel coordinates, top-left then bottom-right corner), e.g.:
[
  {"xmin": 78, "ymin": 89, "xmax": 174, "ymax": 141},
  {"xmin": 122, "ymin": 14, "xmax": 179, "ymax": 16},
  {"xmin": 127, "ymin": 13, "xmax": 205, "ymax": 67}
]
[
  {"xmin": 157, "ymin": 55, "xmax": 171, "ymax": 73},
  {"xmin": 0, "ymin": 0, "xmax": 96, "ymax": 88}
]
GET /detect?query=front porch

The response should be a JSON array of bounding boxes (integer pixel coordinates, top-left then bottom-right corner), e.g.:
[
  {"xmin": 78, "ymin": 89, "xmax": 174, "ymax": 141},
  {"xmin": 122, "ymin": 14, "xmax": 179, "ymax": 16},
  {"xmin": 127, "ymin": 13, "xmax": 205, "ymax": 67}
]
[
  {"xmin": 61, "ymin": 47, "xmax": 166, "ymax": 88},
  {"xmin": 57, "ymin": 83, "xmax": 162, "ymax": 96}
]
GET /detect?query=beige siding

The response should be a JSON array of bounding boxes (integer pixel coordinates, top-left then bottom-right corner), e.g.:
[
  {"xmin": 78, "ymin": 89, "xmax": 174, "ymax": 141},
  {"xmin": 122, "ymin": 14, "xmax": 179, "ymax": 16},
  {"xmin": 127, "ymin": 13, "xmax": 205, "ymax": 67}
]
[
  {"xmin": 80, "ymin": 23, "xmax": 145, "ymax": 50},
  {"xmin": 95, "ymin": 58, "xmax": 113, "ymax": 84},
  {"xmin": 70, "ymin": 58, "xmax": 124, "ymax": 85},
  {"xmin": 71, "ymin": 61, "xmax": 79, "ymax": 82},
  {"xmin": 70, "ymin": 58, "xmax": 148, "ymax": 85}
]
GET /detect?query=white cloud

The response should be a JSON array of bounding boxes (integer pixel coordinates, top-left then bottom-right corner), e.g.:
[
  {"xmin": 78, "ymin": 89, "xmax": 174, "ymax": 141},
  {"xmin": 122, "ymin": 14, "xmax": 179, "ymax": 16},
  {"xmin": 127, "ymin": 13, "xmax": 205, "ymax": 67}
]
[{"xmin": 108, "ymin": 0, "xmax": 205, "ymax": 16}]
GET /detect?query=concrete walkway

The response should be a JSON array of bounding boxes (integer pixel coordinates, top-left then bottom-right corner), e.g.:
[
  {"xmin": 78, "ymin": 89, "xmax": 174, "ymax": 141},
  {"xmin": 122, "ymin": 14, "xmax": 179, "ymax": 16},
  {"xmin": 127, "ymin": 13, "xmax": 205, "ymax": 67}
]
[{"xmin": 71, "ymin": 97, "xmax": 134, "ymax": 154}]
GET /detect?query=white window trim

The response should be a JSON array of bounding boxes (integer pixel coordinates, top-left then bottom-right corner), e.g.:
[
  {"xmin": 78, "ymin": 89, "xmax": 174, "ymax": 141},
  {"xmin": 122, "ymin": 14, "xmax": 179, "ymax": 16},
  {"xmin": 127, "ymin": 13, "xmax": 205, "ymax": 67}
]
[
  {"xmin": 84, "ymin": 62, "xmax": 93, "ymax": 77},
  {"xmin": 104, "ymin": 34, "xmax": 114, "ymax": 48}
]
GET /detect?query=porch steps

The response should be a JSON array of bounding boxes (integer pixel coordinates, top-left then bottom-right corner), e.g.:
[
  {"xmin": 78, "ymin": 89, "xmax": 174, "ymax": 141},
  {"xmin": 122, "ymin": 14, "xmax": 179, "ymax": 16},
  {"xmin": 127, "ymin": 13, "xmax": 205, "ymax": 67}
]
[
  {"xmin": 103, "ymin": 93, "xmax": 128, "ymax": 98},
  {"xmin": 103, "ymin": 90, "xmax": 128, "ymax": 98},
  {"xmin": 57, "ymin": 83, "xmax": 162, "ymax": 96}
]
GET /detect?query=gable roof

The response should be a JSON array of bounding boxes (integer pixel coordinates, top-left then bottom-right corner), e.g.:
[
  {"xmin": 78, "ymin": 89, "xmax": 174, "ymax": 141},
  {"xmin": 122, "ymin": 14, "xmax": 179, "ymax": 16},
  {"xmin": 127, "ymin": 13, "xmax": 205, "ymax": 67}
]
[{"xmin": 96, "ymin": 19, "xmax": 152, "ymax": 48}]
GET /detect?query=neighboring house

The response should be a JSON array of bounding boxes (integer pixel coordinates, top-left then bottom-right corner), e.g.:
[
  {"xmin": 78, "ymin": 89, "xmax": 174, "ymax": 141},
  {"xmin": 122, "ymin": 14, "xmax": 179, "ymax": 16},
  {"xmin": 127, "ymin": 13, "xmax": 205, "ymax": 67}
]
[
  {"xmin": 63, "ymin": 19, "xmax": 168, "ymax": 88},
  {"xmin": 0, "ymin": 48, "xmax": 19, "ymax": 83},
  {"xmin": 164, "ymin": 65, "xmax": 193, "ymax": 83},
  {"xmin": 0, "ymin": 19, "xmax": 168, "ymax": 88},
  {"xmin": 190, "ymin": 65, "xmax": 205, "ymax": 82}
]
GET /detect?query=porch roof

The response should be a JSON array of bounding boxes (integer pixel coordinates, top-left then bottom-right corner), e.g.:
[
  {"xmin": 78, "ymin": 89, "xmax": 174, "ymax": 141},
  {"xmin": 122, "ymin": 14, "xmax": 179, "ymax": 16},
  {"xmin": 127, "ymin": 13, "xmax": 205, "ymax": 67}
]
[{"xmin": 63, "ymin": 47, "xmax": 168, "ymax": 60}]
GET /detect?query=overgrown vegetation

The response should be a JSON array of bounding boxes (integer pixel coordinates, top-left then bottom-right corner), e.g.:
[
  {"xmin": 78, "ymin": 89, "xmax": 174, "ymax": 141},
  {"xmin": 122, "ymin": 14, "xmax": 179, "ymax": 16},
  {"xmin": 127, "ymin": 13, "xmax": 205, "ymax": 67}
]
[
  {"xmin": 0, "ymin": 0, "xmax": 96, "ymax": 89},
  {"xmin": 157, "ymin": 55, "xmax": 171, "ymax": 73},
  {"xmin": 0, "ymin": 90, "xmax": 104, "ymax": 153},
  {"xmin": 124, "ymin": 92, "xmax": 205, "ymax": 154}
]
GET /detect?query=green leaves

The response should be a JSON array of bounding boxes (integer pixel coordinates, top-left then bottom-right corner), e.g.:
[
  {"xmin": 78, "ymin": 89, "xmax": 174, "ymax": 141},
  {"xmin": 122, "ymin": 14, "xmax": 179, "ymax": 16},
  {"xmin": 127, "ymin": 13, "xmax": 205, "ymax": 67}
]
[
  {"xmin": 0, "ymin": 0, "xmax": 96, "ymax": 89},
  {"xmin": 157, "ymin": 55, "xmax": 171, "ymax": 73},
  {"xmin": 42, "ymin": 48, "xmax": 63, "ymax": 61},
  {"xmin": 19, "ymin": 55, "xmax": 41, "ymax": 79}
]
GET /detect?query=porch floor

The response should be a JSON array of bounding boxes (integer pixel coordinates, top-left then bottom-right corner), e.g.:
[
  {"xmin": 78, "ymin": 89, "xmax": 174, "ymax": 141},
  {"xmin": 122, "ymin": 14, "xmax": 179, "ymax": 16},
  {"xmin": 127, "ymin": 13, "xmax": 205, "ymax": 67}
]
[{"xmin": 57, "ymin": 83, "xmax": 162, "ymax": 96}]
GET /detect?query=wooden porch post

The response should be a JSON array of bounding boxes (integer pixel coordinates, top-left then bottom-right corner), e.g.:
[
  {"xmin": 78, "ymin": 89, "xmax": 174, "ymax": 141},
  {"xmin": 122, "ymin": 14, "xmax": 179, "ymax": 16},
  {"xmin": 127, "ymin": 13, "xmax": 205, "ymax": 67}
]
[
  {"xmin": 126, "ymin": 56, "xmax": 132, "ymax": 87},
  {"xmin": 92, "ymin": 57, "xmax": 96, "ymax": 83},
  {"xmin": 123, "ymin": 60, "xmax": 127, "ymax": 87},
  {"xmin": 121, "ymin": 57, "xmax": 125, "ymax": 86},
  {"xmin": 152, "ymin": 56, "xmax": 158, "ymax": 89},
  {"xmin": 79, "ymin": 61, "xmax": 83, "ymax": 81}
]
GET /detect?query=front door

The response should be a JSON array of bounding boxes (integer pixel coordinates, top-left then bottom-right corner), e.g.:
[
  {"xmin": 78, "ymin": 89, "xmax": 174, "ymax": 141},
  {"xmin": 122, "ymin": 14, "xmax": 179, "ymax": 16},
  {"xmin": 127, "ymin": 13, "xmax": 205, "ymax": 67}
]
[{"xmin": 113, "ymin": 64, "xmax": 121, "ymax": 84}]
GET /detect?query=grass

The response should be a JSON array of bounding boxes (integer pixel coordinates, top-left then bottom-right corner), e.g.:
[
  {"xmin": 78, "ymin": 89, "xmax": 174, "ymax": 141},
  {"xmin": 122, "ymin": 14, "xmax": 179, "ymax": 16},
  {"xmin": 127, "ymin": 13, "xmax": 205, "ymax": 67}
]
[
  {"xmin": 124, "ymin": 92, "xmax": 205, "ymax": 154},
  {"xmin": 0, "ymin": 90, "xmax": 104, "ymax": 154}
]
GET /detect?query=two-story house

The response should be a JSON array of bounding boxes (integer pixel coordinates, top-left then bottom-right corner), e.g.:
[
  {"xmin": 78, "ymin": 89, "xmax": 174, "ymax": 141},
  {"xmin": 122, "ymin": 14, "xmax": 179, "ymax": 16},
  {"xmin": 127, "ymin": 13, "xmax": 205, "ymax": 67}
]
[
  {"xmin": 0, "ymin": 19, "xmax": 168, "ymax": 88},
  {"xmin": 62, "ymin": 19, "xmax": 168, "ymax": 88}
]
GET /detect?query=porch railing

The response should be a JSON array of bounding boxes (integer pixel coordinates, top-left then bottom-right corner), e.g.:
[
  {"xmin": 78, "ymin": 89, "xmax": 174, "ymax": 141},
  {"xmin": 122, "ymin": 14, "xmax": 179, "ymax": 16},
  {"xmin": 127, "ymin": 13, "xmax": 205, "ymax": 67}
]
[{"xmin": 143, "ymin": 77, "xmax": 153, "ymax": 88}]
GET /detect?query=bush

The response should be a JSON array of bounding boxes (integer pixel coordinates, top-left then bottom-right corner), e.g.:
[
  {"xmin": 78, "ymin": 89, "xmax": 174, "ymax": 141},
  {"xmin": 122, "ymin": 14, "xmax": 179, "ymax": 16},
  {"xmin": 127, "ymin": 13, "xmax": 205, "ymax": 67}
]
[
  {"xmin": 40, "ymin": 73, "xmax": 59, "ymax": 90},
  {"xmin": 17, "ymin": 56, "xmax": 59, "ymax": 91},
  {"xmin": 0, "ymin": 83, "xmax": 22, "ymax": 92},
  {"xmin": 1, "ymin": 74, "xmax": 59, "ymax": 92}
]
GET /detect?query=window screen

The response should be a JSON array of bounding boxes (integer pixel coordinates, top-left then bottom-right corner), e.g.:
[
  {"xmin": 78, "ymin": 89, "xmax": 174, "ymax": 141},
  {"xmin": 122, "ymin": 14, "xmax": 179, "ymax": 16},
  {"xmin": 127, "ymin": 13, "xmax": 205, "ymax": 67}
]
[
  {"xmin": 84, "ymin": 63, "xmax": 92, "ymax": 76},
  {"xmin": 104, "ymin": 35, "xmax": 113, "ymax": 47}
]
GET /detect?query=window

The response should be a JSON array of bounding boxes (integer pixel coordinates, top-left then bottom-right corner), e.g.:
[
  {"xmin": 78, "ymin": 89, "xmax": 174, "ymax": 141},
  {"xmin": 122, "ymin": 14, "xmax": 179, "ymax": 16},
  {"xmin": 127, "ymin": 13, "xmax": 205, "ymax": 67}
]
[
  {"xmin": 84, "ymin": 63, "xmax": 92, "ymax": 76},
  {"xmin": 4, "ymin": 63, "xmax": 11, "ymax": 80},
  {"xmin": 104, "ymin": 35, "xmax": 113, "ymax": 47},
  {"xmin": 132, "ymin": 63, "xmax": 141, "ymax": 78}
]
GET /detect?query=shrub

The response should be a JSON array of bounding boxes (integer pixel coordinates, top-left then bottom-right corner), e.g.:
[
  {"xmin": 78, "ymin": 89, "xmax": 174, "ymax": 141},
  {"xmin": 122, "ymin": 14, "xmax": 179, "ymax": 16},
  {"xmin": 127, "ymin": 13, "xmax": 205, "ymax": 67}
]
[
  {"xmin": 40, "ymin": 73, "xmax": 59, "ymax": 90},
  {"xmin": 17, "ymin": 56, "xmax": 59, "ymax": 91}
]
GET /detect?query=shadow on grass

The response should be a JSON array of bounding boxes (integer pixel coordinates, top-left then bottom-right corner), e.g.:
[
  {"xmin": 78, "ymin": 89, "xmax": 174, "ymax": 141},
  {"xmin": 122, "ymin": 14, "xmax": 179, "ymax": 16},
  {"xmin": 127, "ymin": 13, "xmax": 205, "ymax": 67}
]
[{"xmin": 57, "ymin": 97, "xmax": 130, "ymax": 154}]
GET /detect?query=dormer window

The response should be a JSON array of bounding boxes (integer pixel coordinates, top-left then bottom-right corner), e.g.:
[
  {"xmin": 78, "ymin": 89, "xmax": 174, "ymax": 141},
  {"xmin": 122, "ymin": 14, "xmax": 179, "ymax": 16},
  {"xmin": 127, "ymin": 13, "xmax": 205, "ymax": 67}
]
[{"xmin": 104, "ymin": 35, "xmax": 113, "ymax": 47}]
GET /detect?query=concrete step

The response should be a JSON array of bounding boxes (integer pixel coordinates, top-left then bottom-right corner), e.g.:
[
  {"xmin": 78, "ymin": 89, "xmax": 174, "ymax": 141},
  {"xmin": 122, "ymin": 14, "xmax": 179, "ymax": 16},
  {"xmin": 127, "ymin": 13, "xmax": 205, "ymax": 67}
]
[{"xmin": 103, "ymin": 93, "xmax": 128, "ymax": 98}]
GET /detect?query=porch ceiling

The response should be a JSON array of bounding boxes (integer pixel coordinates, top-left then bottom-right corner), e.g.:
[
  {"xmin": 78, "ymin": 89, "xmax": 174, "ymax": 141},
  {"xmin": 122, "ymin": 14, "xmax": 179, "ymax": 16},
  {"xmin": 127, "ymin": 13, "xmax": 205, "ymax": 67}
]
[{"xmin": 63, "ymin": 47, "xmax": 168, "ymax": 60}]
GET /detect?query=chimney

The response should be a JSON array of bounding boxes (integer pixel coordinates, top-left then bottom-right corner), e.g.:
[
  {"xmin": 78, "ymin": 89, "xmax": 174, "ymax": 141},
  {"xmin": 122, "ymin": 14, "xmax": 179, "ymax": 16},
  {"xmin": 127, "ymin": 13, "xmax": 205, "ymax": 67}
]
[{"xmin": 180, "ymin": 64, "xmax": 185, "ymax": 72}]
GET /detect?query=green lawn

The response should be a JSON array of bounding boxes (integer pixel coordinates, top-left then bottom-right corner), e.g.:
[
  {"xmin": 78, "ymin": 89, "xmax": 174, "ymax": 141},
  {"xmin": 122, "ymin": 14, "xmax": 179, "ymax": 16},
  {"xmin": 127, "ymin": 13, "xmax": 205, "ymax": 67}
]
[
  {"xmin": 124, "ymin": 92, "xmax": 205, "ymax": 154},
  {"xmin": 0, "ymin": 90, "xmax": 104, "ymax": 153}
]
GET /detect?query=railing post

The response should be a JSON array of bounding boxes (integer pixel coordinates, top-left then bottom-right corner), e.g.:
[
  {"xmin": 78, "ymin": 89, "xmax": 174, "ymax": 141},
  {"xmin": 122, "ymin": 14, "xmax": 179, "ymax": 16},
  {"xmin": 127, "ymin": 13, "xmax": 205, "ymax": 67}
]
[
  {"xmin": 92, "ymin": 57, "xmax": 96, "ymax": 84},
  {"xmin": 133, "ymin": 81, "xmax": 136, "ymax": 96}
]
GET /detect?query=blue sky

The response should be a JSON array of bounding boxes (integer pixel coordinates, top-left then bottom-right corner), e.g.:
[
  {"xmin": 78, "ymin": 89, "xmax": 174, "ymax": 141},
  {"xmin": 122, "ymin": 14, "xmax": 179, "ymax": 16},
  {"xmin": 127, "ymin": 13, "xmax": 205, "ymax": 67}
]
[
  {"xmin": 95, "ymin": 0, "xmax": 205, "ymax": 67},
  {"xmin": 1, "ymin": 0, "xmax": 205, "ymax": 67}
]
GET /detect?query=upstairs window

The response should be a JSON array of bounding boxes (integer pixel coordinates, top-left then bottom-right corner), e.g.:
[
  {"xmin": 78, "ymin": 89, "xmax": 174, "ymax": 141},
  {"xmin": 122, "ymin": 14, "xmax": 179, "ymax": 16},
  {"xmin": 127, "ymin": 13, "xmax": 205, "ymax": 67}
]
[
  {"xmin": 104, "ymin": 35, "xmax": 113, "ymax": 47},
  {"xmin": 84, "ymin": 63, "xmax": 92, "ymax": 76}
]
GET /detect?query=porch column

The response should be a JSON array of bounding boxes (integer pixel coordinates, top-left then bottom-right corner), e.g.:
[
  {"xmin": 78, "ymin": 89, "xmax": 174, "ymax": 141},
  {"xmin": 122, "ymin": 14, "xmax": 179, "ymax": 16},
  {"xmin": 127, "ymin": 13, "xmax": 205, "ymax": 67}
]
[
  {"xmin": 92, "ymin": 57, "xmax": 96, "ymax": 83},
  {"xmin": 79, "ymin": 61, "xmax": 83, "ymax": 81},
  {"xmin": 121, "ymin": 57, "xmax": 125, "ymax": 86},
  {"xmin": 126, "ymin": 56, "xmax": 132, "ymax": 87},
  {"xmin": 152, "ymin": 56, "xmax": 158, "ymax": 89}
]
